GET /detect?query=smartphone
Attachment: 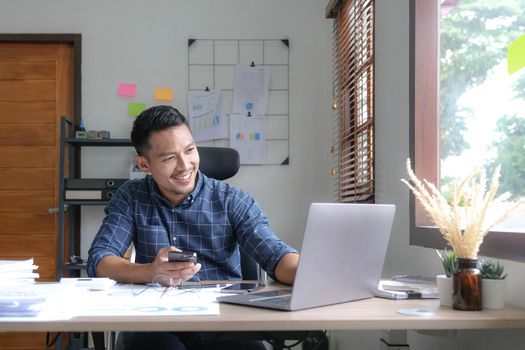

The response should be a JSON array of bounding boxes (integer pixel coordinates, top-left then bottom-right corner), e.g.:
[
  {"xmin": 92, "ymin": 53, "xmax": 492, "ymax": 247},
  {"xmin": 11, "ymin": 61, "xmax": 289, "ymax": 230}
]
[
  {"xmin": 219, "ymin": 282, "xmax": 265, "ymax": 294},
  {"xmin": 168, "ymin": 251, "xmax": 197, "ymax": 263}
]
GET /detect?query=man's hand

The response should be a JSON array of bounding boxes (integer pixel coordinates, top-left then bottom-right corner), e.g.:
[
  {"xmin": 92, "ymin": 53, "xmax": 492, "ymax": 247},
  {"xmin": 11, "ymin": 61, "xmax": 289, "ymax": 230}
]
[
  {"xmin": 150, "ymin": 247, "xmax": 201, "ymax": 285},
  {"xmin": 95, "ymin": 246, "xmax": 201, "ymax": 285}
]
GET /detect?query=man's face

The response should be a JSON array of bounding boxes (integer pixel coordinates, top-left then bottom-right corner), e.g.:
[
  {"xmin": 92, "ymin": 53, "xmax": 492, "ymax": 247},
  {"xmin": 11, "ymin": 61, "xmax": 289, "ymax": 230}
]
[{"xmin": 135, "ymin": 124, "xmax": 200, "ymax": 205}]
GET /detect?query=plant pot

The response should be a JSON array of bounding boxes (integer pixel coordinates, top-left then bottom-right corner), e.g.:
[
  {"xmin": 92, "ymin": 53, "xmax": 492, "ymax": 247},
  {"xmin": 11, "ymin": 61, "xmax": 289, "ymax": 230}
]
[
  {"xmin": 482, "ymin": 279, "xmax": 507, "ymax": 309},
  {"xmin": 436, "ymin": 275, "xmax": 453, "ymax": 307}
]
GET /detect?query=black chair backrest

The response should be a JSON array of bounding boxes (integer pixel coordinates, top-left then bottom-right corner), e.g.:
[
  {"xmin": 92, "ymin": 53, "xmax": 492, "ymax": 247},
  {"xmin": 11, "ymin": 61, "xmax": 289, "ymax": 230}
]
[
  {"xmin": 197, "ymin": 147, "xmax": 258, "ymax": 280},
  {"xmin": 240, "ymin": 248, "xmax": 260, "ymax": 280},
  {"xmin": 198, "ymin": 147, "xmax": 240, "ymax": 180}
]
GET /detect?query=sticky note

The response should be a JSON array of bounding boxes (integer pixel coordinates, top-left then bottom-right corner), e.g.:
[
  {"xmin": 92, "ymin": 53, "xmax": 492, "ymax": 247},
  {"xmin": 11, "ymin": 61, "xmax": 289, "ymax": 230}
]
[
  {"xmin": 128, "ymin": 103, "xmax": 146, "ymax": 117},
  {"xmin": 118, "ymin": 83, "xmax": 137, "ymax": 97},
  {"xmin": 154, "ymin": 88, "xmax": 173, "ymax": 101},
  {"xmin": 508, "ymin": 33, "xmax": 525, "ymax": 75}
]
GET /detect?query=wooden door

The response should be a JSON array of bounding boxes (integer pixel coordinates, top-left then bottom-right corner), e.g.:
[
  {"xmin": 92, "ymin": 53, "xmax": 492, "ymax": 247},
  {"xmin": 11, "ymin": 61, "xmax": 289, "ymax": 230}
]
[{"xmin": 0, "ymin": 42, "xmax": 75, "ymax": 350}]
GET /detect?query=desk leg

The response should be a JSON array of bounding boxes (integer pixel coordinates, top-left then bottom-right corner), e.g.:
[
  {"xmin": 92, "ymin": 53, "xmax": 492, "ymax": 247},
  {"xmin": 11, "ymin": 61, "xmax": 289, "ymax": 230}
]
[
  {"xmin": 380, "ymin": 330, "xmax": 409, "ymax": 350},
  {"xmin": 92, "ymin": 332, "xmax": 105, "ymax": 350},
  {"xmin": 54, "ymin": 333, "xmax": 61, "ymax": 350}
]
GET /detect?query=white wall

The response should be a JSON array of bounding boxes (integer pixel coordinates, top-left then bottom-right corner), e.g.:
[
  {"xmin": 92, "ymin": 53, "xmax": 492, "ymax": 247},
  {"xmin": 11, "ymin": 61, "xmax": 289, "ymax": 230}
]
[
  {"xmin": 0, "ymin": 0, "xmax": 334, "ymax": 254},
  {"xmin": 2, "ymin": 1, "xmax": 525, "ymax": 349}
]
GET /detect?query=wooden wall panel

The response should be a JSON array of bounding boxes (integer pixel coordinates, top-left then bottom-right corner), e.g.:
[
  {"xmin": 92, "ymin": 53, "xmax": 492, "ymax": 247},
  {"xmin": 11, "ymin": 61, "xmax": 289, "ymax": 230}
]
[
  {"xmin": 0, "ymin": 43, "xmax": 61, "ymax": 59},
  {"xmin": 0, "ymin": 81, "xmax": 56, "ymax": 101},
  {"xmin": 56, "ymin": 45, "xmax": 74, "ymax": 120},
  {"xmin": 0, "ymin": 61, "xmax": 56, "ymax": 80},
  {"xmin": 0, "ymin": 125, "xmax": 55, "ymax": 146},
  {"xmin": 0, "ymin": 213, "xmax": 54, "ymax": 234},
  {"xmin": 0, "ymin": 102, "xmax": 55, "ymax": 124},
  {"xmin": 0, "ymin": 168, "xmax": 54, "ymax": 189},
  {"xmin": 0, "ymin": 235, "xmax": 55, "ymax": 257},
  {"xmin": 0, "ymin": 190, "xmax": 54, "ymax": 212},
  {"xmin": 0, "ymin": 332, "xmax": 49, "ymax": 349},
  {"xmin": 0, "ymin": 147, "xmax": 55, "ymax": 168}
]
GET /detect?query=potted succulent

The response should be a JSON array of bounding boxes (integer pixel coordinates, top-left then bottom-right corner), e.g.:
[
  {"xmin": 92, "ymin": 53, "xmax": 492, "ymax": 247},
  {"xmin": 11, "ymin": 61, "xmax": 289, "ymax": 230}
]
[
  {"xmin": 479, "ymin": 258, "xmax": 507, "ymax": 309},
  {"xmin": 436, "ymin": 249, "xmax": 457, "ymax": 307}
]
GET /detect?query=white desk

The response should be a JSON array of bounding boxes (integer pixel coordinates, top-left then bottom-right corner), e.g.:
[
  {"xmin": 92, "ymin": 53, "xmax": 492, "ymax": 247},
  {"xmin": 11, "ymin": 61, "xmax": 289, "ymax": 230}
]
[
  {"xmin": 2, "ymin": 297, "xmax": 525, "ymax": 333},
  {"xmin": 2, "ymin": 284, "xmax": 525, "ymax": 350}
]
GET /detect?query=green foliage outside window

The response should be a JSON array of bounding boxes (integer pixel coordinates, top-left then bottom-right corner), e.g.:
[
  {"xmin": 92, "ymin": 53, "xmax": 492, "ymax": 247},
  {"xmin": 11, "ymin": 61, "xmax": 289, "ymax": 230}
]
[{"xmin": 440, "ymin": 0, "xmax": 525, "ymax": 200}]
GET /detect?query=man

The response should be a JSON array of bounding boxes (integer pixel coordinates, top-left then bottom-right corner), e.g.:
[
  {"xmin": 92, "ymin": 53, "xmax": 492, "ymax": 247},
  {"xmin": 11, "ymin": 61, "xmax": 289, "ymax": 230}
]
[{"xmin": 87, "ymin": 105, "xmax": 298, "ymax": 350}]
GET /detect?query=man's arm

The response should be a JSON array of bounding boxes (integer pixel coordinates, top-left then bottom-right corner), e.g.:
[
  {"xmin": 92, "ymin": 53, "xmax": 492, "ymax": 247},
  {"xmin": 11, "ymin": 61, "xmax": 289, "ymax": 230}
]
[
  {"xmin": 274, "ymin": 252, "xmax": 299, "ymax": 285},
  {"xmin": 96, "ymin": 255, "xmax": 154, "ymax": 284},
  {"xmin": 96, "ymin": 246, "xmax": 201, "ymax": 284}
]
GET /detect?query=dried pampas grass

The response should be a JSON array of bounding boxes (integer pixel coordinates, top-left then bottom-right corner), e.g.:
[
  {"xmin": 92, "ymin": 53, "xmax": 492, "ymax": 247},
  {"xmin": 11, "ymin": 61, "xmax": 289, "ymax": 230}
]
[{"xmin": 401, "ymin": 159, "xmax": 525, "ymax": 259}]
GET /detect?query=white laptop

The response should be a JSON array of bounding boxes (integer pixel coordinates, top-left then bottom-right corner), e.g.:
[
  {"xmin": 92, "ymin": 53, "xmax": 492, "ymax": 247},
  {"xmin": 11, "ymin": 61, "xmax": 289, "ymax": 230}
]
[{"xmin": 217, "ymin": 203, "xmax": 396, "ymax": 311}]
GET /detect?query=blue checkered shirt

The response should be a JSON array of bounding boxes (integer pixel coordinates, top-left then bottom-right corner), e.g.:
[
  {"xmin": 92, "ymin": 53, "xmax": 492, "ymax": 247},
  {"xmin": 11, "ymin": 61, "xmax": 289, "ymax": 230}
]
[{"xmin": 87, "ymin": 172, "xmax": 296, "ymax": 281}]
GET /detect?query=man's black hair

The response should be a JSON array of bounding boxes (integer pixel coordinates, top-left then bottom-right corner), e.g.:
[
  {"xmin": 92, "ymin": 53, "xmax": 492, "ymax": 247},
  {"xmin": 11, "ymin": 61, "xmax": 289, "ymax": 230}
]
[{"xmin": 131, "ymin": 105, "xmax": 190, "ymax": 155}]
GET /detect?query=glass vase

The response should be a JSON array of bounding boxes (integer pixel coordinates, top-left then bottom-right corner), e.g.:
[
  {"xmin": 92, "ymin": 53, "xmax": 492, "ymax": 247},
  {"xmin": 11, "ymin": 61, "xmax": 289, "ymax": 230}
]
[{"xmin": 453, "ymin": 258, "xmax": 482, "ymax": 311}]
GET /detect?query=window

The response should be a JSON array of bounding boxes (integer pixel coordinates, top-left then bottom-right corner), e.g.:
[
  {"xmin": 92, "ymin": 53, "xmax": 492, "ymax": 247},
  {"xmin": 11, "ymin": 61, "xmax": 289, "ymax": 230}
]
[
  {"xmin": 411, "ymin": 0, "xmax": 525, "ymax": 262},
  {"xmin": 327, "ymin": 0, "xmax": 375, "ymax": 203}
]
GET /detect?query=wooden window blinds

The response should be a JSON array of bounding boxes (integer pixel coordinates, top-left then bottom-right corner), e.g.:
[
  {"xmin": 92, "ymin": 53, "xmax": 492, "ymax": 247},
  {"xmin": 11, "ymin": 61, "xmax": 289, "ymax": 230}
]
[{"xmin": 328, "ymin": 0, "xmax": 375, "ymax": 203}]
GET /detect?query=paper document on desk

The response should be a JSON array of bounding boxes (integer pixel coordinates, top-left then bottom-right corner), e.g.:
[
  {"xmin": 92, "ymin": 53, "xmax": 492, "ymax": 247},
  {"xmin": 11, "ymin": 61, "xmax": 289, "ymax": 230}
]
[
  {"xmin": 376, "ymin": 279, "xmax": 438, "ymax": 300},
  {"xmin": 60, "ymin": 277, "xmax": 116, "ymax": 291},
  {"xmin": 74, "ymin": 284, "xmax": 221, "ymax": 317},
  {"xmin": 0, "ymin": 283, "xmax": 76, "ymax": 320}
]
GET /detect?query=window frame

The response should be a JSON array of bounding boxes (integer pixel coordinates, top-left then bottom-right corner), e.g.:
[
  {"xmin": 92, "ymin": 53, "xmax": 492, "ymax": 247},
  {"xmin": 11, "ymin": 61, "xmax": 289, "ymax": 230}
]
[{"xmin": 410, "ymin": 0, "xmax": 525, "ymax": 262}]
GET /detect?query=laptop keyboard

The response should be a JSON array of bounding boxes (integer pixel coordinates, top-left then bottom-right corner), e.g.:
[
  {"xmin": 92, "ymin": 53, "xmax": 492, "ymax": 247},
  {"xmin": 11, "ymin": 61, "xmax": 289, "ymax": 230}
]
[{"xmin": 249, "ymin": 289, "xmax": 292, "ymax": 298}]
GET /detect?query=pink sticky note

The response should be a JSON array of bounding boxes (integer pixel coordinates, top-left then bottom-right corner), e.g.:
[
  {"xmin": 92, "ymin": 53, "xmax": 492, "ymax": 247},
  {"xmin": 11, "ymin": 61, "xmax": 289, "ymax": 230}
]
[{"xmin": 118, "ymin": 83, "xmax": 137, "ymax": 97}]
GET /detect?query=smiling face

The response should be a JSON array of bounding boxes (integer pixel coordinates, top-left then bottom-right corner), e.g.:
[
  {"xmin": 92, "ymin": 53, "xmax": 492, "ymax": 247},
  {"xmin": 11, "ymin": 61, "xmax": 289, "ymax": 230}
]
[{"xmin": 135, "ymin": 124, "xmax": 200, "ymax": 205}]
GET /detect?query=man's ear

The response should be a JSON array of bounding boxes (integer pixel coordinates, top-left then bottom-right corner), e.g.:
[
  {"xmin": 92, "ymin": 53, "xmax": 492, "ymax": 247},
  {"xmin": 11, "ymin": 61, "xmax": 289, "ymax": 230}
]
[{"xmin": 135, "ymin": 155, "xmax": 150, "ymax": 172}]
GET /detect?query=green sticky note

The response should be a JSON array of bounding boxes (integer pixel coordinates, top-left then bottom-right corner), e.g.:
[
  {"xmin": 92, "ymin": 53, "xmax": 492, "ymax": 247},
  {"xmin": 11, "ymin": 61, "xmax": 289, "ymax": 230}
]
[
  {"xmin": 508, "ymin": 33, "xmax": 525, "ymax": 75},
  {"xmin": 128, "ymin": 102, "xmax": 146, "ymax": 117}
]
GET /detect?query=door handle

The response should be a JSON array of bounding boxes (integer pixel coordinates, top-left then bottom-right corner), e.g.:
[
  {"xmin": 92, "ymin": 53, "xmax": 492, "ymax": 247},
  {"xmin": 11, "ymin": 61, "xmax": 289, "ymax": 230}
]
[{"xmin": 48, "ymin": 205, "xmax": 68, "ymax": 214}]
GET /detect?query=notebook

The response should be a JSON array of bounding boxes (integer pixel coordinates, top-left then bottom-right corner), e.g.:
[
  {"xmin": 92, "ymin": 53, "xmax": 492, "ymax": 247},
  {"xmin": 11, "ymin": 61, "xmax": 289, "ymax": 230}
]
[{"xmin": 217, "ymin": 202, "xmax": 396, "ymax": 311}]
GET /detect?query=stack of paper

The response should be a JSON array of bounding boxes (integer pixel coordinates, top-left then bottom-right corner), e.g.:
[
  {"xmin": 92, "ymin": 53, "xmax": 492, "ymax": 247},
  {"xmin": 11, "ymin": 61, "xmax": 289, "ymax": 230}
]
[
  {"xmin": 377, "ymin": 278, "xmax": 439, "ymax": 300},
  {"xmin": 0, "ymin": 258, "xmax": 39, "ymax": 285}
]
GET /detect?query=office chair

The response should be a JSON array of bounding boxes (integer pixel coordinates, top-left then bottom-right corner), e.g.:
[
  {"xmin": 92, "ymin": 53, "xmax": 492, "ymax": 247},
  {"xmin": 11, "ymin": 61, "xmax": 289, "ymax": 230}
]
[
  {"xmin": 196, "ymin": 147, "xmax": 328, "ymax": 350},
  {"xmin": 197, "ymin": 146, "xmax": 240, "ymax": 180},
  {"xmin": 93, "ymin": 146, "xmax": 327, "ymax": 350}
]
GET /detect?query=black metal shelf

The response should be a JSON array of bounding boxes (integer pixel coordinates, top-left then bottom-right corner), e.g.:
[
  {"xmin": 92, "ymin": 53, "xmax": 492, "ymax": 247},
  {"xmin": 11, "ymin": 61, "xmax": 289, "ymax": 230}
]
[
  {"xmin": 66, "ymin": 138, "xmax": 132, "ymax": 146},
  {"xmin": 57, "ymin": 117, "xmax": 133, "ymax": 280},
  {"xmin": 64, "ymin": 200, "xmax": 111, "ymax": 206},
  {"xmin": 63, "ymin": 262, "xmax": 87, "ymax": 270}
]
